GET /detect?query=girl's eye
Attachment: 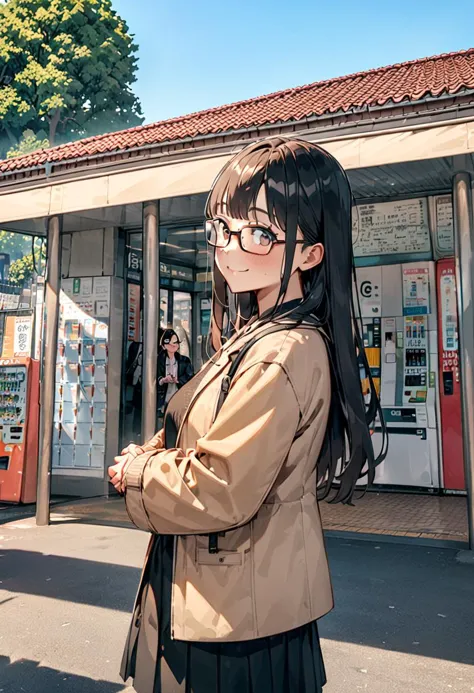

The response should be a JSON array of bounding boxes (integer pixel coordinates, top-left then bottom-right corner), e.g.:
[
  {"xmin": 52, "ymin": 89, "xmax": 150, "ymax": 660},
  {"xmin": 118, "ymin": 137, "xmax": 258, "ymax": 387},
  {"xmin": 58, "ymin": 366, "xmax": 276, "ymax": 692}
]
[
  {"xmin": 218, "ymin": 220, "xmax": 230, "ymax": 238},
  {"xmin": 250, "ymin": 228, "xmax": 275, "ymax": 246}
]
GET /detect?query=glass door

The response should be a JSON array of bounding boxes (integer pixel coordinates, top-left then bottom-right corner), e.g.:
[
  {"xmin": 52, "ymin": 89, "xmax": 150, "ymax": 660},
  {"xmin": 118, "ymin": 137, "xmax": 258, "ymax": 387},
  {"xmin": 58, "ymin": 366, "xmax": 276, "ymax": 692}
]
[
  {"xmin": 122, "ymin": 233, "xmax": 143, "ymax": 446},
  {"xmin": 171, "ymin": 291, "xmax": 192, "ymax": 359}
]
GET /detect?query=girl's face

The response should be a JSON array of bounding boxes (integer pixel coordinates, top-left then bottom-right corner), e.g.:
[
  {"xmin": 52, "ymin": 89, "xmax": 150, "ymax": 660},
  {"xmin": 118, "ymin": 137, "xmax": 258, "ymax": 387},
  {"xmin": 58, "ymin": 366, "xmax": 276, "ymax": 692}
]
[
  {"xmin": 211, "ymin": 188, "xmax": 323, "ymax": 295},
  {"xmin": 164, "ymin": 335, "xmax": 179, "ymax": 356}
]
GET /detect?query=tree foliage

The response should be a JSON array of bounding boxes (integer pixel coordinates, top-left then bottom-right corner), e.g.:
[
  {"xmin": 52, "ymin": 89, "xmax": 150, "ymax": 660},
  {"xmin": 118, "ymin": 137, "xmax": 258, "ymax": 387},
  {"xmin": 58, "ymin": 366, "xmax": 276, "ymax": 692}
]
[
  {"xmin": 8, "ymin": 240, "xmax": 45, "ymax": 285},
  {"xmin": 0, "ymin": 230, "xmax": 38, "ymax": 261},
  {"xmin": 7, "ymin": 128, "xmax": 49, "ymax": 157},
  {"xmin": 8, "ymin": 252, "xmax": 36, "ymax": 285},
  {"xmin": 0, "ymin": 0, "xmax": 143, "ymax": 157}
]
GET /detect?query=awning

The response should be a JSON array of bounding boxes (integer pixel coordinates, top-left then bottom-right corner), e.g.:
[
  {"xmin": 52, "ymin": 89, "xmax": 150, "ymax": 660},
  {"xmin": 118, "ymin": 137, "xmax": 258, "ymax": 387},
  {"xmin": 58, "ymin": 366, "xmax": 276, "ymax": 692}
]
[{"xmin": 0, "ymin": 120, "xmax": 473, "ymax": 224}]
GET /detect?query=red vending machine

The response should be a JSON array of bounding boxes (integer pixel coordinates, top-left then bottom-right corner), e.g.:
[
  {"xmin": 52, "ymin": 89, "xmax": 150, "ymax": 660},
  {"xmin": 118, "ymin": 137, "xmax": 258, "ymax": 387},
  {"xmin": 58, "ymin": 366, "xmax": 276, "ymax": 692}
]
[
  {"xmin": 436, "ymin": 259, "xmax": 465, "ymax": 491},
  {"xmin": 0, "ymin": 357, "xmax": 40, "ymax": 503}
]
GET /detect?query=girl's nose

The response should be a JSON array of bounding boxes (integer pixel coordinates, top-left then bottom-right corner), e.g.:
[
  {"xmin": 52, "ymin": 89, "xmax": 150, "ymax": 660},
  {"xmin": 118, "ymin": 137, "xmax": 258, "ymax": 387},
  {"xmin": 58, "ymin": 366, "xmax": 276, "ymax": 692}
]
[{"xmin": 222, "ymin": 234, "xmax": 240, "ymax": 253}]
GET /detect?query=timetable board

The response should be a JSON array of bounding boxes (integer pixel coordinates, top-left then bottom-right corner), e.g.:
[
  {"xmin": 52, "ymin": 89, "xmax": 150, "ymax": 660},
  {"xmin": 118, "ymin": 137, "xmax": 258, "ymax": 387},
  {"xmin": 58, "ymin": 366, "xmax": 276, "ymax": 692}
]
[{"xmin": 352, "ymin": 198, "xmax": 430, "ymax": 258}]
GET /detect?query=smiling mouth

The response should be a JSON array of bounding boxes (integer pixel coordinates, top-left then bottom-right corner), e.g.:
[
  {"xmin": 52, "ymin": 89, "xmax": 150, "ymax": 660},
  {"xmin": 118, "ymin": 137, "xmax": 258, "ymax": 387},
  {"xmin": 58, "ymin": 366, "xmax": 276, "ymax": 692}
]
[{"xmin": 226, "ymin": 266, "xmax": 249, "ymax": 273}]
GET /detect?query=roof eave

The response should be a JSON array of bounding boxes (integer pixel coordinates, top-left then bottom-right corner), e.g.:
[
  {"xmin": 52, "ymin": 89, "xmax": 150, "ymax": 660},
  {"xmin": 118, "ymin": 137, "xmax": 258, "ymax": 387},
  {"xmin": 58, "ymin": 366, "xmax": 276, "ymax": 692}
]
[{"xmin": 1, "ymin": 90, "xmax": 473, "ymax": 185}]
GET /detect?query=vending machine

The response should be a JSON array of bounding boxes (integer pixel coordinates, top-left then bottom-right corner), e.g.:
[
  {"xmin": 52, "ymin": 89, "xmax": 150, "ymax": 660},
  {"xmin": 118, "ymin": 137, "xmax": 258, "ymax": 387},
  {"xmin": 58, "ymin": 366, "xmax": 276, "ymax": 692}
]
[
  {"xmin": 0, "ymin": 357, "xmax": 40, "ymax": 503},
  {"xmin": 52, "ymin": 277, "xmax": 110, "ymax": 478},
  {"xmin": 436, "ymin": 259, "xmax": 465, "ymax": 491},
  {"xmin": 356, "ymin": 262, "xmax": 440, "ymax": 489}
]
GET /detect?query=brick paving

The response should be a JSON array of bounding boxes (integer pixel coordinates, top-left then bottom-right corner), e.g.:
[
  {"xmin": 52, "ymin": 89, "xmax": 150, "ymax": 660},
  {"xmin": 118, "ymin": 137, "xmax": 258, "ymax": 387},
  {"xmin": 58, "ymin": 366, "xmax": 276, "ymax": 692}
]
[
  {"xmin": 1, "ymin": 492, "xmax": 469, "ymax": 544},
  {"xmin": 320, "ymin": 491, "xmax": 469, "ymax": 542}
]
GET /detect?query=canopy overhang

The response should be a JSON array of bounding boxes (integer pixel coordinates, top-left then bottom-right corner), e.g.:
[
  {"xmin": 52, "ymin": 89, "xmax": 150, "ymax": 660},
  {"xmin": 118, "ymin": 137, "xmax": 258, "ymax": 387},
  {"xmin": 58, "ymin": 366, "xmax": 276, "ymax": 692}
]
[{"xmin": 1, "ymin": 119, "xmax": 473, "ymax": 225}]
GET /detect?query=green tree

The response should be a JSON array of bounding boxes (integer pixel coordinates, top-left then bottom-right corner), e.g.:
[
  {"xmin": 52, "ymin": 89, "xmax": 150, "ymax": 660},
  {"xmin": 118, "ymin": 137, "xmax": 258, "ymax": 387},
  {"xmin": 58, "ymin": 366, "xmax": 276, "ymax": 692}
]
[
  {"xmin": 0, "ymin": 230, "xmax": 37, "ymax": 261},
  {"xmin": 7, "ymin": 128, "xmax": 49, "ymax": 157},
  {"xmin": 0, "ymin": 0, "xmax": 143, "ymax": 157},
  {"xmin": 8, "ymin": 238, "xmax": 45, "ymax": 285},
  {"xmin": 8, "ymin": 253, "xmax": 35, "ymax": 285}
]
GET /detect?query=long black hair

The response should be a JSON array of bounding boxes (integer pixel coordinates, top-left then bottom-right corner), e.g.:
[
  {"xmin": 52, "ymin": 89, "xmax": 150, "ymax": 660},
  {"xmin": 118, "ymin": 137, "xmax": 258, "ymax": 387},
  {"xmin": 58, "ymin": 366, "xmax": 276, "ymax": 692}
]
[{"xmin": 205, "ymin": 136, "xmax": 387, "ymax": 504}]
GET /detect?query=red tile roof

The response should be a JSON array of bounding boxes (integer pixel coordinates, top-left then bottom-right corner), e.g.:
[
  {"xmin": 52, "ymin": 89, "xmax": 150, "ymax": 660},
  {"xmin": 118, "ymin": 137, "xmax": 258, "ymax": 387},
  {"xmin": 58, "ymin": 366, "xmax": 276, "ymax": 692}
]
[{"xmin": 2, "ymin": 48, "xmax": 474, "ymax": 174}]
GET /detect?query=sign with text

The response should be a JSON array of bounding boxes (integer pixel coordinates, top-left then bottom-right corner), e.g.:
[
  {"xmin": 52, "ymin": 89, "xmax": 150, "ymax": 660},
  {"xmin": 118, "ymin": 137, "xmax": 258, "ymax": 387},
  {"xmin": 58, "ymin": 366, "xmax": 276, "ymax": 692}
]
[
  {"xmin": 402, "ymin": 267, "xmax": 430, "ymax": 316},
  {"xmin": 353, "ymin": 198, "xmax": 430, "ymax": 257},
  {"xmin": 434, "ymin": 195, "xmax": 454, "ymax": 255},
  {"xmin": 1, "ymin": 315, "xmax": 33, "ymax": 358}
]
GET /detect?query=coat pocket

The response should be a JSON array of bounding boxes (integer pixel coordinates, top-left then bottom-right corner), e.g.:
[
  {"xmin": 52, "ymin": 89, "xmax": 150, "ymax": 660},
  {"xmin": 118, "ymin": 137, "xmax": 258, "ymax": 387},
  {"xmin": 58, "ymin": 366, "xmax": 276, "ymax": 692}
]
[
  {"xmin": 195, "ymin": 549, "xmax": 243, "ymax": 566},
  {"xmin": 172, "ymin": 525, "xmax": 255, "ymax": 640}
]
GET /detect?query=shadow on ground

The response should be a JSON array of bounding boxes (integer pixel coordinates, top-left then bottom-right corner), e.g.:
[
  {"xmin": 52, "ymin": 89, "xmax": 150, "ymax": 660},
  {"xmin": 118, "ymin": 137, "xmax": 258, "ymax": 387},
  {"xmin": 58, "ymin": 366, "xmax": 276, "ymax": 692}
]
[
  {"xmin": 320, "ymin": 537, "xmax": 474, "ymax": 666},
  {"xmin": 2, "ymin": 537, "xmax": 474, "ymax": 668},
  {"xmin": 1, "ymin": 550, "xmax": 140, "ymax": 612},
  {"xmin": 0, "ymin": 656, "xmax": 128, "ymax": 693}
]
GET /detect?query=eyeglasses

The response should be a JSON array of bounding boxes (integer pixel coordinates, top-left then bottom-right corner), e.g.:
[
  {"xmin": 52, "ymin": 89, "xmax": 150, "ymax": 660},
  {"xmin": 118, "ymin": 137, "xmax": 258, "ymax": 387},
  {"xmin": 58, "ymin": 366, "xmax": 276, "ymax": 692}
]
[
  {"xmin": 205, "ymin": 218, "xmax": 305, "ymax": 256},
  {"xmin": 163, "ymin": 339, "xmax": 180, "ymax": 346}
]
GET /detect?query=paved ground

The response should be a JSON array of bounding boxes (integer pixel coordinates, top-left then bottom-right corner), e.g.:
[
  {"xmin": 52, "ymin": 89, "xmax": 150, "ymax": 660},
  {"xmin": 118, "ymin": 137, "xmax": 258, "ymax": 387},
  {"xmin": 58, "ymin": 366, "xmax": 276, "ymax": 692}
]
[
  {"xmin": 320, "ymin": 490, "xmax": 469, "ymax": 543},
  {"xmin": 1, "ymin": 489, "xmax": 469, "ymax": 545},
  {"xmin": 0, "ymin": 514, "xmax": 473, "ymax": 692}
]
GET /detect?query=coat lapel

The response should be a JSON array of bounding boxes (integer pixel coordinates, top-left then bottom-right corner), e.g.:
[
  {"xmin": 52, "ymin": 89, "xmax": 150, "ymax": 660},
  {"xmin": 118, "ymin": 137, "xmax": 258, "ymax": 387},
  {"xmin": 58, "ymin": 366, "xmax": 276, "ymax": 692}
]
[{"xmin": 175, "ymin": 322, "xmax": 269, "ymax": 443}]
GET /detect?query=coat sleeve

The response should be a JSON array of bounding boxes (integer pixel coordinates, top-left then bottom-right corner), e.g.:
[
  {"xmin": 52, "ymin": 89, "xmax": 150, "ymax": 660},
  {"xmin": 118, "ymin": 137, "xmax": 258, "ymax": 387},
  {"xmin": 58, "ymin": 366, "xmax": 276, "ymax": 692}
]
[
  {"xmin": 141, "ymin": 428, "xmax": 165, "ymax": 452},
  {"xmin": 123, "ymin": 361, "xmax": 302, "ymax": 534},
  {"xmin": 178, "ymin": 357, "xmax": 194, "ymax": 388}
]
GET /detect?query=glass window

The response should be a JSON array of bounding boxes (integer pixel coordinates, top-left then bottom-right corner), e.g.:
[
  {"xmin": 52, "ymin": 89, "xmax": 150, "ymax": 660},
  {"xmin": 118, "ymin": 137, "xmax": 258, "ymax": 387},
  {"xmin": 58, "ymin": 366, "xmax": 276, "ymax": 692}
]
[{"xmin": 172, "ymin": 291, "xmax": 192, "ymax": 359}]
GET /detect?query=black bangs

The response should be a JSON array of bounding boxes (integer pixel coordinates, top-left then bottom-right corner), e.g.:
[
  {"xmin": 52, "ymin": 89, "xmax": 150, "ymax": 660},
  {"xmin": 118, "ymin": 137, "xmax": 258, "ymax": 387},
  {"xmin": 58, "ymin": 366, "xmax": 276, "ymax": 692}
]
[
  {"xmin": 206, "ymin": 146, "xmax": 269, "ymax": 221},
  {"xmin": 205, "ymin": 136, "xmax": 387, "ymax": 504}
]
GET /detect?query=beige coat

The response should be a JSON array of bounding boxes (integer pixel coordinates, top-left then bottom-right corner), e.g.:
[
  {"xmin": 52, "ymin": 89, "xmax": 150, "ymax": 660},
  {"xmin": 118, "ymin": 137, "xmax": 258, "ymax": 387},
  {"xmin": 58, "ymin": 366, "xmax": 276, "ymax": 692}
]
[{"xmin": 123, "ymin": 319, "xmax": 333, "ymax": 646}]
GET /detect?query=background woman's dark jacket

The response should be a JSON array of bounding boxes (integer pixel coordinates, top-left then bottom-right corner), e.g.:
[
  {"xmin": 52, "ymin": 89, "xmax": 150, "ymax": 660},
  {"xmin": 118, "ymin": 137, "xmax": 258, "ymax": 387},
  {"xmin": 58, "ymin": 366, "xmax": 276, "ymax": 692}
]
[{"xmin": 157, "ymin": 350, "xmax": 194, "ymax": 409}]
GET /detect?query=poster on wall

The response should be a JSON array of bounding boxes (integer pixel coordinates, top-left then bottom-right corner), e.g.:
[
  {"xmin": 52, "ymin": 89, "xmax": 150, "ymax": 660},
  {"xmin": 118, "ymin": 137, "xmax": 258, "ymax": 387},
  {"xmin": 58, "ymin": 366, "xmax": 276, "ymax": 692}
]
[
  {"xmin": 439, "ymin": 269, "xmax": 458, "ymax": 352},
  {"xmin": 60, "ymin": 276, "xmax": 111, "ymax": 324},
  {"xmin": 434, "ymin": 195, "xmax": 454, "ymax": 254},
  {"xmin": 402, "ymin": 267, "xmax": 430, "ymax": 315},
  {"xmin": 352, "ymin": 198, "xmax": 430, "ymax": 258},
  {"xmin": 1, "ymin": 315, "xmax": 33, "ymax": 358}
]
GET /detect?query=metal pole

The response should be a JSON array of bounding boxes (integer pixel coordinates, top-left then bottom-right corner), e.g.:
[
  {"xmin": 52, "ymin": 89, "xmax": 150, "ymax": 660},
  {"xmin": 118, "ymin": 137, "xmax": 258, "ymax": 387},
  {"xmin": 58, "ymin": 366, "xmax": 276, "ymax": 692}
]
[
  {"xmin": 36, "ymin": 216, "xmax": 61, "ymax": 527},
  {"xmin": 452, "ymin": 172, "xmax": 474, "ymax": 554},
  {"xmin": 142, "ymin": 202, "xmax": 160, "ymax": 442}
]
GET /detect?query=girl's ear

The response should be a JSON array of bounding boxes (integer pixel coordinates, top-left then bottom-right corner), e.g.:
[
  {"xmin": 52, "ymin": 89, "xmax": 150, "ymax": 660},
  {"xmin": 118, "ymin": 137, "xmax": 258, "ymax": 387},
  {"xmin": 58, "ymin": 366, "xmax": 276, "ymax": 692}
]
[{"xmin": 298, "ymin": 243, "xmax": 324, "ymax": 271}]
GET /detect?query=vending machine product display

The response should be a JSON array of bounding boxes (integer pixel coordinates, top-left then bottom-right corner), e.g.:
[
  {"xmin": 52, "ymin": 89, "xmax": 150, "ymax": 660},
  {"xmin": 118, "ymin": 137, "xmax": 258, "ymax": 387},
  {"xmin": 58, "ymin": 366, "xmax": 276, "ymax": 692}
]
[
  {"xmin": 0, "ymin": 357, "xmax": 40, "ymax": 503},
  {"xmin": 436, "ymin": 259, "xmax": 465, "ymax": 491},
  {"xmin": 356, "ymin": 262, "xmax": 440, "ymax": 489},
  {"xmin": 52, "ymin": 277, "xmax": 110, "ymax": 475}
]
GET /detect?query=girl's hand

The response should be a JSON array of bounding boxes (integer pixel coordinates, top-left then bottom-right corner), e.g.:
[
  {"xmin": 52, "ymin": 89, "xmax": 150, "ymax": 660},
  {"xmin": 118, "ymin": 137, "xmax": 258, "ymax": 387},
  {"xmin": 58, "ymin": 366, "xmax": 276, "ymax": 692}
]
[
  {"xmin": 108, "ymin": 455, "xmax": 132, "ymax": 493},
  {"xmin": 120, "ymin": 443, "xmax": 145, "ymax": 458}
]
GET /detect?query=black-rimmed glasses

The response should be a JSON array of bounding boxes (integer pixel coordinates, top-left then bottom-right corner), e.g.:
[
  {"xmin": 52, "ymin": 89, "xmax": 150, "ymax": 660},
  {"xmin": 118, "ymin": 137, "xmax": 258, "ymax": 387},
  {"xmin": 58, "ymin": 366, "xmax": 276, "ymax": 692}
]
[{"xmin": 205, "ymin": 218, "xmax": 305, "ymax": 256}]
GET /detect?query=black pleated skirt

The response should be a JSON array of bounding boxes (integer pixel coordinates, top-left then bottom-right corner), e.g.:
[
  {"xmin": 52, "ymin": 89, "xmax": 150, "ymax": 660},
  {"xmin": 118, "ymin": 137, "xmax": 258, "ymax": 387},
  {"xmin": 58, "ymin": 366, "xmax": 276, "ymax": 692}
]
[{"xmin": 132, "ymin": 535, "xmax": 327, "ymax": 693}]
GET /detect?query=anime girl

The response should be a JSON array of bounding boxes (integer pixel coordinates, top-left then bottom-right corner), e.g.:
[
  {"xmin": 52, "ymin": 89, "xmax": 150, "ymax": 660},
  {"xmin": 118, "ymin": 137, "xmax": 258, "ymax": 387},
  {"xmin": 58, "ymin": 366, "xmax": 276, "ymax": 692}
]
[{"xmin": 108, "ymin": 136, "xmax": 386, "ymax": 693}]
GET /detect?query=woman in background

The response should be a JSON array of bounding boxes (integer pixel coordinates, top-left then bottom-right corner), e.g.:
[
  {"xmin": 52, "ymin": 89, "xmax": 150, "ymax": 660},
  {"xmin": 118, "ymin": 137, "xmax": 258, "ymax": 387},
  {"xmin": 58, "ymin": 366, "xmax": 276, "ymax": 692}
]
[{"xmin": 157, "ymin": 328, "xmax": 194, "ymax": 418}]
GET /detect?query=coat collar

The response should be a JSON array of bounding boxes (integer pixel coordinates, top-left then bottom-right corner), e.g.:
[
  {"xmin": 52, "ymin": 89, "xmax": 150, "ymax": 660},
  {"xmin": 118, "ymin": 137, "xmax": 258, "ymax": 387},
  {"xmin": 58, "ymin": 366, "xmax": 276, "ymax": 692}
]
[{"xmin": 179, "ymin": 299, "xmax": 308, "ymax": 428}]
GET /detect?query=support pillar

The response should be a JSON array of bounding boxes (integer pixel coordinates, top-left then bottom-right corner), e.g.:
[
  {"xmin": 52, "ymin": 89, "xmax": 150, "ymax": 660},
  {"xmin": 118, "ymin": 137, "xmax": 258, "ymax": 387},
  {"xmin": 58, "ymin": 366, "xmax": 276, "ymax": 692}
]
[
  {"xmin": 452, "ymin": 172, "xmax": 474, "ymax": 558},
  {"xmin": 142, "ymin": 202, "xmax": 160, "ymax": 442},
  {"xmin": 36, "ymin": 216, "xmax": 61, "ymax": 527}
]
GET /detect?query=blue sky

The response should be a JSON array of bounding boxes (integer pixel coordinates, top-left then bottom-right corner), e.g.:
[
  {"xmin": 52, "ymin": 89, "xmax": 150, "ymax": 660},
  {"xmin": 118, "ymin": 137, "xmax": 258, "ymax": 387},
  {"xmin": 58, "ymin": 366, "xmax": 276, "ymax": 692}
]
[{"xmin": 112, "ymin": 0, "xmax": 473, "ymax": 125}]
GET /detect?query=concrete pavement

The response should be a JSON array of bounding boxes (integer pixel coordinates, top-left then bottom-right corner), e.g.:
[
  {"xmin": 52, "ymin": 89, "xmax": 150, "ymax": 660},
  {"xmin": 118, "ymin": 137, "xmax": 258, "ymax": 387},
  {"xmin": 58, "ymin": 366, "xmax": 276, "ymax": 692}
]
[{"xmin": 0, "ymin": 515, "xmax": 473, "ymax": 692}]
